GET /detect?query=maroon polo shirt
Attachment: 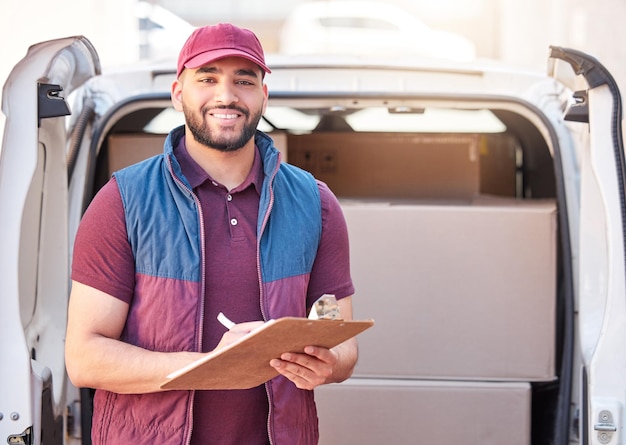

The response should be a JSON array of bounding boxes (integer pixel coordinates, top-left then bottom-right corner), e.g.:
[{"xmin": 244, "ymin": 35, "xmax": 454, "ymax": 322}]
[{"xmin": 175, "ymin": 139, "xmax": 269, "ymax": 444}]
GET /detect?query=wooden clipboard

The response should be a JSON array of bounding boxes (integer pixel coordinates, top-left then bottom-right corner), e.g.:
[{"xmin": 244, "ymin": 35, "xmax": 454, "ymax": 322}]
[{"xmin": 160, "ymin": 317, "xmax": 374, "ymax": 390}]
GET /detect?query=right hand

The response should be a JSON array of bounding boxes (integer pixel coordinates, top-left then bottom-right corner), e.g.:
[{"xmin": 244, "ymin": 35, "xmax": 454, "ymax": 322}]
[{"xmin": 214, "ymin": 320, "xmax": 265, "ymax": 351}]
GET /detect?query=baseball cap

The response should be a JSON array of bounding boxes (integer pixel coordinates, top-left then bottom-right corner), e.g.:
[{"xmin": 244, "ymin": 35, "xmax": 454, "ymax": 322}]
[{"xmin": 177, "ymin": 23, "xmax": 271, "ymax": 77}]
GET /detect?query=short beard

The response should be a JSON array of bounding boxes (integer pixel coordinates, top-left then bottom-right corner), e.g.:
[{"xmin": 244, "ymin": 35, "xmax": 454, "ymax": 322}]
[{"xmin": 184, "ymin": 104, "xmax": 262, "ymax": 153}]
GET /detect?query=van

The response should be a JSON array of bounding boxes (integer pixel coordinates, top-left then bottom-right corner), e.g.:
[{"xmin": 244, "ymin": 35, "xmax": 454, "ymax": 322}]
[{"xmin": 0, "ymin": 37, "xmax": 621, "ymax": 444}]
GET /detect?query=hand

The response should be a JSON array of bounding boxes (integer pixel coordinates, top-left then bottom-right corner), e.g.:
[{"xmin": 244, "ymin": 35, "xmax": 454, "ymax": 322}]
[
  {"xmin": 214, "ymin": 321, "xmax": 265, "ymax": 351},
  {"xmin": 269, "ymin": 345, "xmax": 338, "ymax": 390}
]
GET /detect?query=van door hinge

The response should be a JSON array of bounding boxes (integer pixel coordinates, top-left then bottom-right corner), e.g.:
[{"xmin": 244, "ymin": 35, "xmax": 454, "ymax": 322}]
[
  {"xmin": 7, "ymin": 426, "xmax": 32, "ymax": 445},
  {"xmin": 594, "ymin": 410, "xmax": 617, "ymax": 444}
]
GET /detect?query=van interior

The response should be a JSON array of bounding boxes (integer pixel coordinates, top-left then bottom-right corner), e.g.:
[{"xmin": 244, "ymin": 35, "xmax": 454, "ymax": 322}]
[{"xmin": 83, "ymin": 96, "xmax": 564, "ymax": 445}]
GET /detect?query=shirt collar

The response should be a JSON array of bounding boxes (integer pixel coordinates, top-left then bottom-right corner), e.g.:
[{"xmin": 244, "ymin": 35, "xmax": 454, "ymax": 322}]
[{"xmin": 174, "ymin": 137, "xmax": 264, "ymax": 194}]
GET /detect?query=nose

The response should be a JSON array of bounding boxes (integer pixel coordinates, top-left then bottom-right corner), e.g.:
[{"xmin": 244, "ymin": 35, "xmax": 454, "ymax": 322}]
[{"xmin": 214, "ymin": 81, "xmax": 238, "ymax": 105}]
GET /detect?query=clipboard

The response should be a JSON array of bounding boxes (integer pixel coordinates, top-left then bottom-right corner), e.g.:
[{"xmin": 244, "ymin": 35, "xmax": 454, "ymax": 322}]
[{"xmin": 160, "ymin": 317, "xmax": 374, "ymax": 390}]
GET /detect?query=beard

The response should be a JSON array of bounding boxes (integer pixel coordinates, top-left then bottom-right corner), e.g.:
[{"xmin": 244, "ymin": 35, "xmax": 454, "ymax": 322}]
[{"xmin": 184, "ymin": 104, "xmax": 262, "ymax": 152}]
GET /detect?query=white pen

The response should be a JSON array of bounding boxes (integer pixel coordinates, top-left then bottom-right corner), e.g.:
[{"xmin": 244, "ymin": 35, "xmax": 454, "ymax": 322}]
[{"xmin": 217, "ymin": 312, "xmax": 236, "ymax": 330}]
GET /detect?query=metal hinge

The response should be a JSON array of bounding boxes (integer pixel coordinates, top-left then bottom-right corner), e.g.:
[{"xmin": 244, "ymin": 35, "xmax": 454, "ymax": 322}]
[
  {"xmin": 594, "ymin": 410, "xmax": 617, "ymax": 444},
  {"xmin": 7, "ymin": 426, "xmax": 32, "ymax": 445}
]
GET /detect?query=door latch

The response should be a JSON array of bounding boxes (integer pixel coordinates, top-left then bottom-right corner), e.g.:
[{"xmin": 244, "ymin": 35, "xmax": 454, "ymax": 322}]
[
  {"xmin": 7, "ymin": 426, "xmax": 32, "ymax": 445},
  {"xmin": 594, "ymin": 410, "xmax": 617, "ymax": 444},
  {"xmin": 37, "ymin": 82, "xmax": 71, "ymax": 127}
]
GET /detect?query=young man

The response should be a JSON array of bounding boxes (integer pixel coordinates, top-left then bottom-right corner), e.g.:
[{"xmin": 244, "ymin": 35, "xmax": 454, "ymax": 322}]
[{"xmin": 65, "ymin": 23, "xmax": 357, "ymax": 444}]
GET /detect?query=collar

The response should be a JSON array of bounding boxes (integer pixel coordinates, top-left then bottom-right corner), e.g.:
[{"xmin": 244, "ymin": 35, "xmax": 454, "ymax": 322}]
[{"xmin": 174, "ymin": 137, "xmax": 264, "ymax": 195}]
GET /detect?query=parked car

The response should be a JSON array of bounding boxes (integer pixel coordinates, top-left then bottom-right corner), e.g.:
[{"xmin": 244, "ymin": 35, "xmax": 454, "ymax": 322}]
[
  {"xmin": 279, "ymin": 0, "xmax": 477, "ymax": 62},
  {"xmin": 1, "ymin": 35, "xmax": 623, "ymax": 445}
]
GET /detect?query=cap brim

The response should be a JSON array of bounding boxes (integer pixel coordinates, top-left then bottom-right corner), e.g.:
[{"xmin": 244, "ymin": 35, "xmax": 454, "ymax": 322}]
[{"xmin": 183, "ymin": 49, "xmax": 271, "ymax": 75}]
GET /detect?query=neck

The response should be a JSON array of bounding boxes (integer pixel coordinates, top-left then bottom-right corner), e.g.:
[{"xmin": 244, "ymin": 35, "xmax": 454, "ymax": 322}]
[{"xmin": 185, "ymin": 136, "xmax": 256, "ymax": 191}]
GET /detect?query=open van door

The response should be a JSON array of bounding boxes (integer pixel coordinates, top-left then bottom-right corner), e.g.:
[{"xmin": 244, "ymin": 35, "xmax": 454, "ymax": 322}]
[
  {"xmin": 0, "ymin": 37, "xmax": 99, "ymax": 445},
  {"xmin": 550, "ymin": 47, "xmax": 626, "ymax": 445}
]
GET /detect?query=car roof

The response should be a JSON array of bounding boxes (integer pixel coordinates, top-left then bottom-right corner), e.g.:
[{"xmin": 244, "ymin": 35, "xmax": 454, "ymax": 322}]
[{"xmin": 99, "ymin": 52, "xmax": 558, "ymax": 103}]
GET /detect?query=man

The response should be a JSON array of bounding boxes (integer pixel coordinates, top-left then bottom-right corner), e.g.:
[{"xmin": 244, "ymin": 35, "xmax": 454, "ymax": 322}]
[{"xmin": 64, "ymin": 23, "xmax": 357, "ymax": 445}]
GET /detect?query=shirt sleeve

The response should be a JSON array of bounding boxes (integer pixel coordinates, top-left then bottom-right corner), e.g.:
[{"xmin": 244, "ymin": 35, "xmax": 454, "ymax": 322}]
[
  {"xmin": 71, "ymin": 177, "xmax": 135, "ymax": 304},
  {"xmin": 306, "ymin": 180, "xmax": 355, "ymax": 307}
]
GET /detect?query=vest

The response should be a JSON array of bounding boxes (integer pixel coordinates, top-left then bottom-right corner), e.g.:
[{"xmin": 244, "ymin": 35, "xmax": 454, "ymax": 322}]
[{"xmin": 91, "ymin": 126, "xmax": 322, "ymax": 444}]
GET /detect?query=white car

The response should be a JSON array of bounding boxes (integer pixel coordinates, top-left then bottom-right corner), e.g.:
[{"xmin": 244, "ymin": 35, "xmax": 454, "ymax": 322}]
[
  {"xmin": 279, "ymin": 0, "xmax": 477, "ymax": 62},
  {"xmin": 0, "ymin": 36, "xmax": 623, "ymax": 445}
]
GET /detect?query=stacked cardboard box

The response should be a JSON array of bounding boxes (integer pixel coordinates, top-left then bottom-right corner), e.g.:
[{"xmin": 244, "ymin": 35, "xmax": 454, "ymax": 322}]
[
  {"xmin": 316, "ymin": 379, "xmax": 531, "ymax": 445},
  {"xmin": 342, "ymin": 197, "xmax": 557, "ymax": 381}
]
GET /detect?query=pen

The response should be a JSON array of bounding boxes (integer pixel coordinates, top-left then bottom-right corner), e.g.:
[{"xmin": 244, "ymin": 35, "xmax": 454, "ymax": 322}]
[{"xmin": 217, "ymin": 312, "xmax": 236, "ymax": 330}]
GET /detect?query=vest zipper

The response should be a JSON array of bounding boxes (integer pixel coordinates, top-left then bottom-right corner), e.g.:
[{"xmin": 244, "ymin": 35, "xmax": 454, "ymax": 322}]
[
  {"xmin": 258, "ymin": 154, "xmax": 280, "ymax": 445},
  {"xmin": 166, "ymin": 154, "xmax": 206, "ymax": 445}
]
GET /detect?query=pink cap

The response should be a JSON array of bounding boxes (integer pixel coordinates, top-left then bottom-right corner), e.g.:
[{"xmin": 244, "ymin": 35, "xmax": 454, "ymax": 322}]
[{"xmin": 177, "ymin": 23, "xmax": 271, "ymax": 77}]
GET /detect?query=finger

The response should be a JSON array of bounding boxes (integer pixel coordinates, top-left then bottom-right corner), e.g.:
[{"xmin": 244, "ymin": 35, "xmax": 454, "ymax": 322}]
[
  {"xmin": 229, "ymin": 320, "xmax": 264, "ymax": 333},
  {"xmin": 271, "ymin": 352, "xmax": 334, "ymax": 385},
  {"xmin": 214, "ymin": 321, "xmax": 264, "ymax": 350},
  {"xmin": 300, "ymin": 346, "xmax": 337, "ymax": 365},
  {"xmin": 281, "ymin": 352, "xmax": 317, "ymax": 370},
  {"xmin": 281, "ymin": 351, "xmax": 336, "ymax": 381},
  {"xmin": 270, "ymin": 359, "xmax": 322, "ymax": 390}
]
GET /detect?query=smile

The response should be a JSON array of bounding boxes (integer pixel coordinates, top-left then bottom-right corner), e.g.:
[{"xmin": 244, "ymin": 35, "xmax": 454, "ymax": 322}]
[{"xmin": 212, "ymin": 113, "xmax": 239, "ymax": 119}]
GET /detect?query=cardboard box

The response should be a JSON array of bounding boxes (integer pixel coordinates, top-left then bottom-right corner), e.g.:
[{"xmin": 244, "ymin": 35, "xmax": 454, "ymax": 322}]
[
  {"xmin": 288, "ymin": 132, "xmax": 481, "ymax": 199},
  {"xmin": 342, "ymin": 198, "xmax": 557, "ymax": 381},
  {"xmin": 107, "ymin": 134, "xmax": 166, "ymax": 175},
  {"xmin": 316, "ymin": 379, "xmax": 531, "ymax": 445},
  {"xmin": 479, "ymin": 133, "xmax": 519, "ymax": 197},
  {"xmin": 107, "ymin": 131, "xmax": 290, "ymax": 176}
]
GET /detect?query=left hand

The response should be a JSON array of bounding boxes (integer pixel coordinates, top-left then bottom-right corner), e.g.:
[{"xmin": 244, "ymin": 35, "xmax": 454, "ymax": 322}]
[{"xmin": 270, "ymin": 345, "xmax": 338, "ymax": 390}]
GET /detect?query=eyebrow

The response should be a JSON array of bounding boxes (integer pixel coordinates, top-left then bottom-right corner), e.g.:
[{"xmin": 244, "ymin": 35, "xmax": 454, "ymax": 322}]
[{"xmin": 195, "ymin": 66, "xmax": 260, "ymax": 79}]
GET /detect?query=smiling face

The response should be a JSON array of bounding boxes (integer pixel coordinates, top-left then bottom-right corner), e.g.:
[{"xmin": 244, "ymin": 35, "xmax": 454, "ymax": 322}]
[{"xmin": 171, "ymin": 56, "xmax": 268, "ymax": 153}]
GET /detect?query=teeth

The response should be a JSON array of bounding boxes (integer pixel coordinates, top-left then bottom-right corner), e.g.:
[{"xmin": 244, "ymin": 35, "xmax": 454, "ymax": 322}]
[{"xmin": 214, "ymin": 113, "xmax": 238, "ymax": 119}]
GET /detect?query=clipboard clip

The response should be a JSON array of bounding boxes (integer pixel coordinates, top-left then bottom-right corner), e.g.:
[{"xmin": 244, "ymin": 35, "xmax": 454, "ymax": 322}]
[{"xmin": 308, "ymin": 294, "xmax": 341, "ymax": 320}]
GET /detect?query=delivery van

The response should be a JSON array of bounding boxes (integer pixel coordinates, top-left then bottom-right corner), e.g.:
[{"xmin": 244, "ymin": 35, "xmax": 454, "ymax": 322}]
[{"xmin": 0, "ymin": 36, "xmax": 623, "ymax": 445}]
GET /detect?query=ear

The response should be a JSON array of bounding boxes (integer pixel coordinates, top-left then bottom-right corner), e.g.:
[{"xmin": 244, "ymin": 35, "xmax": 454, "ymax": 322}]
[
  {"xmin": 261, "ymin": 83, "xmax": 269, "ymax": 115},
  {"xmin": 171, "ymin": 79, "xmax": 183, "ymax": 112}
]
